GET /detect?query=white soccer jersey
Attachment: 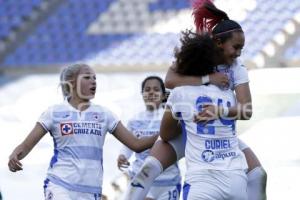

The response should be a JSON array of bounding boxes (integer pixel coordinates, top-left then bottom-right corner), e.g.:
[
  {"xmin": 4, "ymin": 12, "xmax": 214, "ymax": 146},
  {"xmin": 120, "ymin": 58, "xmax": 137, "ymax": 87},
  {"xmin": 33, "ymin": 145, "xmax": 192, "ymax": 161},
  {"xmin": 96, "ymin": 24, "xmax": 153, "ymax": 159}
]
[
  {"xmin": 39, "ymin": 101, "xmax": 119, "ymax": 194},
  {"xmin": 122, "ymin": 108, "xmax": 181, "ymax": 186},
  {"xmin": 167, "ymin": 85, "xmax": 248, "ymax": 178},
  {"xmin": 168, "ymin": 59, "xmax": 250, "ymax": 161}
]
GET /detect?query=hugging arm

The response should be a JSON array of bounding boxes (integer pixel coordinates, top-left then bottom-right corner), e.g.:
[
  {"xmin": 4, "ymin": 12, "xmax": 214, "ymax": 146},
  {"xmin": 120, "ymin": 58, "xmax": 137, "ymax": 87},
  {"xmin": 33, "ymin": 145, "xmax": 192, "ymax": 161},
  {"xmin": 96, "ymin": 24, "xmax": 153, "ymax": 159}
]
[
  {"xmin": 165, "ymin": 64, "xmax": 228, "ymax": 89},
  {"xmin": 194, "ymin": 82, "xmax": 252, "ymax": 123}
]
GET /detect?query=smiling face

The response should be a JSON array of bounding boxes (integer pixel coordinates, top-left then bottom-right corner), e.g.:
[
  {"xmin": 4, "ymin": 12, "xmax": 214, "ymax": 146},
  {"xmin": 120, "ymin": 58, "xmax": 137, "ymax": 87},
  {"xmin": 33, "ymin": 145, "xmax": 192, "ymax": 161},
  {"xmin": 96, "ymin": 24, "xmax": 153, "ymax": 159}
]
[
  {"xmin": 75, "ymin": 65, "xmax": 97, "ymax": 101},
  {"xmin": 142, "ymin": 78, "xmax": 164, "ymax": 111},
  {"xmin": 218, "ymin": 31, "xmax": 245, "ymax": 65}
]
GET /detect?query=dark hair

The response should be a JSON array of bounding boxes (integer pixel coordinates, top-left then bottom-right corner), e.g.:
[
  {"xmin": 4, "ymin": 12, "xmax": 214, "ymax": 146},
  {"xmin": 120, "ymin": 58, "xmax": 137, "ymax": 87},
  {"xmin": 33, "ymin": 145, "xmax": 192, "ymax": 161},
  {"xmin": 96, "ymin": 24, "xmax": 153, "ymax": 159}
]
[
  {"xmin": 192, "ymin": 0, "xmax": 243, "ymax": 43},
  {"xmin": 141, "ymin": 76, "xmax": 166, "ymax": 95},
  {"xmin": 174, "ymin": 30, "xmax": 217, "ymax": 76}
]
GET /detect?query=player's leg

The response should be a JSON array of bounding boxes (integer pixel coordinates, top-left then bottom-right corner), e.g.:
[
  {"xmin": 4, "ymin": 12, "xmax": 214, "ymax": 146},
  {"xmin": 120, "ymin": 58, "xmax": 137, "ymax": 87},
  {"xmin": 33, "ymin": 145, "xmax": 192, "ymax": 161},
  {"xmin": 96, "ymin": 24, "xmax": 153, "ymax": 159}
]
[
  {"xmin": 44, "ymin": 180, "xmax": 72, "ymax": 200},
  {"xmin": 123, "ymin": 134, "xmax": 184, "ymax": 200},
  {"xmin": 228, "ymin": 170, "xmax": 248, "ymax": 200},
  {"xmin": 239, "ymin": 139, "xmax": 267, "ymax": 200}
]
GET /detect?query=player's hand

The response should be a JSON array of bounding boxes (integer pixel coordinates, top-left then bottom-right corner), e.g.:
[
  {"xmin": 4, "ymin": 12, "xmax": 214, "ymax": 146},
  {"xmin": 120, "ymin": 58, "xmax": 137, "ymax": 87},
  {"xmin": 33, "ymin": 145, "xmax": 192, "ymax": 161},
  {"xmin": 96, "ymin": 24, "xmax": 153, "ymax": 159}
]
[
  {"xmin": 194, "ymin": 104, "xmax": 219, "ymax": 124},
  {"xmin": 209, "ymin": 72, "xmax": 229, "ymax": 89},
  {"xmin": 8, "ymin": 149, "xmax": 23, "ymax": 172},
  {"xmin": 117, "ymin": 154, "xmax": 130, "ymax": 171}
]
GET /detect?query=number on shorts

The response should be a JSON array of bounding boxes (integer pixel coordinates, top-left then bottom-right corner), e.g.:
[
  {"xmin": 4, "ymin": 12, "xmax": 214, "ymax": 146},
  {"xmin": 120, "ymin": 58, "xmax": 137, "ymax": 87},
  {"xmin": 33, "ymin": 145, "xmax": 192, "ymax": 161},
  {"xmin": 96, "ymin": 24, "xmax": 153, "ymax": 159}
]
[{"xmin": 168, "ymin": 189, "xmax": 178, "ymax": 200}]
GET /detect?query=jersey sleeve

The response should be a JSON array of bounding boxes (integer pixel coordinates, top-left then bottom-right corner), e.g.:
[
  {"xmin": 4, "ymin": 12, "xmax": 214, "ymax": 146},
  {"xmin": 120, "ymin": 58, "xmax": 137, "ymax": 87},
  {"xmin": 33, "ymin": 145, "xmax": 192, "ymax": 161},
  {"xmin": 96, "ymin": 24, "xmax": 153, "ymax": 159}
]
[
  {"xmin": 105, "ymin": 108, "xmax": 120, "ymax": 134},
  {"xmin": 37, "ymin": 107, "xmax": 53, "ymax": 132},
  {"xmin": 166, "ymin": 88, "xmax": 186, "ymax": 118},
  {"xmin": 166, "ymin": 88, "xmax": 179, "ymax": 115},
  {"xmin": 233, "ymin": 60, "xmax": 249, "ymax": 87}
]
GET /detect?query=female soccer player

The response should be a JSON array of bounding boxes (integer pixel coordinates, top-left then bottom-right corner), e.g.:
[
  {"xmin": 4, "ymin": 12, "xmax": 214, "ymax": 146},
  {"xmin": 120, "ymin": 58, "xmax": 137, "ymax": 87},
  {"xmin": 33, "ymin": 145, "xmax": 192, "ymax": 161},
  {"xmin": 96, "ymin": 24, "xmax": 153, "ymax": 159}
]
[
  {"xmin": 125, "ymin": 1, "xmax": 267, "ymax": 199},
  {"xmin": 163, "ymin": 30, "xmax": 248, "ymax": 199},
  {"xmin": 8, "ymin": 64, "xmax": 158, "ymax": 200},
  {"xmin": 117, "ymin": 76, "xmax": 181, "ymax": 200}
]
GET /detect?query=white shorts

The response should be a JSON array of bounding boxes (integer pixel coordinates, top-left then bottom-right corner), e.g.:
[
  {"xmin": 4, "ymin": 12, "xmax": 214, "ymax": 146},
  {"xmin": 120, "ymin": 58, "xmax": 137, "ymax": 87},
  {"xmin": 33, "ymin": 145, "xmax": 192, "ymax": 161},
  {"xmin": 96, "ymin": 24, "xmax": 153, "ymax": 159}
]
[
  {"xmin": 44, "ymin": 181, "xmax": 101, "ymax": 200},
  {"xmin": 168, "ymin": 133, "xmax": 186, "ymax": 160},
  {"xmin": 183, "ymin": 170, "xmax": 247, "ymax": 200},
  {"xmin": 147, "ymin": 184, "xmax": 181, "ymax": 200}
]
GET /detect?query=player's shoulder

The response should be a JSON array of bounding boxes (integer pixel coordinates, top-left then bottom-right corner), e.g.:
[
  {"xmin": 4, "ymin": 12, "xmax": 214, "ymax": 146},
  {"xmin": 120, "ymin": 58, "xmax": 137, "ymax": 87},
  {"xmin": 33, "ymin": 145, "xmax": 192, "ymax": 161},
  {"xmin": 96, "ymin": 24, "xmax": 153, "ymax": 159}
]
[
  {"xmin": 90, "ymin": 103, "xmax": 114, "ymax": 113},
  {"xmin": 171, "ymin": 85, "xmax": 194, "ymax": 94},
  {"xmin": 231, "ymin": 58, "xmax": 246, "ymax": 69},
  {"xmin": 46, "ymin": 102, "xmax": 68, "ymax": 112}
]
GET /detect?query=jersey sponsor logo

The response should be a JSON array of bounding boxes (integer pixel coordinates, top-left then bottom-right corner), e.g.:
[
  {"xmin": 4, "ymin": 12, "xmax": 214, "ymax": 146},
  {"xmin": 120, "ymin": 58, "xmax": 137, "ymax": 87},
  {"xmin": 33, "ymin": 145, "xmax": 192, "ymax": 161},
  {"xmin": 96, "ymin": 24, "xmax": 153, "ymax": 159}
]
[
  {"xmin": 60, "ymin": 122, "xmax": 102, "ymax": 136},
  {"xmin": 201, "ymin": 150, "xmax": 215, "ymax": 162},
  {"xmin": 85, "ymin": 112, "xmax": 104, "ymax": 122},
  {"xmin": 215, "ymin": 151, "xmax": 236, "ymax": 160},
  {"xmin": 60, "ymin": 123, "xmax": 73, "ymax": 135},
  {"xmin": 205, "ymin": 139, "xmax": 231, "ymax": 150},
  {"xmin": 201, "ymin": 149, "xmax": 237, "ymax": 162},
  {"xmin": 53, "ymin": 111, "xmax": 71, "ymax": 118}
]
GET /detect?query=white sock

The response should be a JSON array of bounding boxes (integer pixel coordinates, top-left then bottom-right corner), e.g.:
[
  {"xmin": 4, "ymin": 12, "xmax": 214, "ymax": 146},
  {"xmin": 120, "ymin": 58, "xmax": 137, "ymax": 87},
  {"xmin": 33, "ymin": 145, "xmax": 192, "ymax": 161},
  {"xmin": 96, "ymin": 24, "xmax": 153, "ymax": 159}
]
[
  {"xmin": 247, "ymin": 166, "xmax": 267, "ymax": 200},
  {"xmin": 123, "ymin": 156, "xmax": 163, "ymax": 200}
]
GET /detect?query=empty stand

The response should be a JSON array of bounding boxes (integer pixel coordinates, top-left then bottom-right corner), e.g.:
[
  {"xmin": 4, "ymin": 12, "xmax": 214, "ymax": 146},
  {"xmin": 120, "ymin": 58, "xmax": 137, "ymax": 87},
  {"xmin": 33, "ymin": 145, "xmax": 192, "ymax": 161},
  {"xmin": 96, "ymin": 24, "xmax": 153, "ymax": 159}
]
[{"xmin": 0, "ymin": 0, "xmax": 299, "ymax": 68}]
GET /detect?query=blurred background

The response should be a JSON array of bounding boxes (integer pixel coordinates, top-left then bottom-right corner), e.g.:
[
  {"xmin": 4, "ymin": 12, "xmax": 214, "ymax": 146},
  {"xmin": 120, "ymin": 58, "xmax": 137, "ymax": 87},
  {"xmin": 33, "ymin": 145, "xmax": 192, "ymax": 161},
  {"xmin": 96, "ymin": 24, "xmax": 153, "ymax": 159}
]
[{"xmin": 0, "ymin": 0, "xmax": 300, "ymax": 199}]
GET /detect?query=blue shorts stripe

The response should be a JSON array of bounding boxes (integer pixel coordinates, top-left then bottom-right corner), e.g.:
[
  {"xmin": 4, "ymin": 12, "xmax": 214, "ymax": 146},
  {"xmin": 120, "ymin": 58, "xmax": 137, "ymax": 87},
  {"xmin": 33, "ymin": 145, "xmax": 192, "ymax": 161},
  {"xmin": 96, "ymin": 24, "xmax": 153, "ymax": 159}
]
[{"xmin": 183, "ymin": 182, "xmax": 191, "ymax": 200}]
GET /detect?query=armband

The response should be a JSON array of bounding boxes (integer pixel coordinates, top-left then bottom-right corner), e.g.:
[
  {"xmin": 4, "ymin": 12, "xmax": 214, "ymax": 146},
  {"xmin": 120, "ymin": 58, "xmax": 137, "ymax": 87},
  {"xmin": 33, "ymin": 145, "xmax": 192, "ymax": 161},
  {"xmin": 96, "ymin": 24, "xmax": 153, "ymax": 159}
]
[{"xmin": 201, "ymin": 75, "xmax": 210, "ymax": 85}]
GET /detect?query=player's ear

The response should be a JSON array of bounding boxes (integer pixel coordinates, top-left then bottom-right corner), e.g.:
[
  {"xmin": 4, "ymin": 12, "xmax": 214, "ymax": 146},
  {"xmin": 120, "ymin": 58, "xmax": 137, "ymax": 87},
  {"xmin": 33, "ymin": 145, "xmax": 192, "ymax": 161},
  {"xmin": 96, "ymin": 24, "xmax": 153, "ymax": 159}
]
[{"xmin": 214, "ymin": 38, "xmax": 223, "ymax": 48}]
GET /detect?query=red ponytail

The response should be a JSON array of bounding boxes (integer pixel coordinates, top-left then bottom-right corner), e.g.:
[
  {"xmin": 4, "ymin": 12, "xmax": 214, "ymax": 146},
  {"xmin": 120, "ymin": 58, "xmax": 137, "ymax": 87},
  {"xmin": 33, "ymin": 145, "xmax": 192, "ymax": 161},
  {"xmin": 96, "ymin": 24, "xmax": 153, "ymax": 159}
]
[{"xmin": 192, "ymin": 0, "xmax": 228, "ymax": 33}]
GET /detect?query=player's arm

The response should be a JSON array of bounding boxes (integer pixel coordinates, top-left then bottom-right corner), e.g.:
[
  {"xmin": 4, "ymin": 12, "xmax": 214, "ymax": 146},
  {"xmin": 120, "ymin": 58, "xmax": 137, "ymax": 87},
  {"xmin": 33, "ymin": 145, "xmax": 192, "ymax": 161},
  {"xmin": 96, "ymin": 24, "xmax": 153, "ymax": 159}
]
[
  {"xmin": 164, "ymin": 64, "xmax": 228, "ymax": 89},
  {"xmin": 8, "ymin": 123, "xmax": 47, "ymax": 172},
  {"xmin": 113, "ymin": 122, "xmax": 158, "ymax": 153},
  {"xmin": 159, "ymin": 106, "xmax": 182, "ymax": 141},
  {"xmin": 232, "ymin": 82, "xmax": 252, "ymax": 120},
  {"xmin": 195, "ymin": 82, "xmax": 252, "ymax": 122},
  {"xmin": 117, "ymin": 145, "xmax": 133, "ymax": 170}
]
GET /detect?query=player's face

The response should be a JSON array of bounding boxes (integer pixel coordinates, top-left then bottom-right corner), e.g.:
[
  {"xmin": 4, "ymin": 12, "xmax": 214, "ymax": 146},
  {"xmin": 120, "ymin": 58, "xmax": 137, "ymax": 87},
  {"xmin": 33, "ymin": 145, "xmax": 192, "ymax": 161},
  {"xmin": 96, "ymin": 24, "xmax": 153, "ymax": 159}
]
[
  {"xmin": 75, "ymin": 66, "xmax": 97, "ymax": 100},
  {"xmin": 220, "ymin": 32, "xmax": 245, "ymax": 65},
  {"xmin": 142, "ymin": 79, "xmax": 164, "ymax": 110}
]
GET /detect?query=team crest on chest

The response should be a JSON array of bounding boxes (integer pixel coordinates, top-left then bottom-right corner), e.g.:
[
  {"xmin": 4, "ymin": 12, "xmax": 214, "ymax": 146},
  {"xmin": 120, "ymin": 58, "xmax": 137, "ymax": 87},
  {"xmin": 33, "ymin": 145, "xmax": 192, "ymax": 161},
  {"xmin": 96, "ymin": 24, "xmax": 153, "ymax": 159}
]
[{"xmin": 60, "ymin": 123, "xmax": 73, "ymax": 136}]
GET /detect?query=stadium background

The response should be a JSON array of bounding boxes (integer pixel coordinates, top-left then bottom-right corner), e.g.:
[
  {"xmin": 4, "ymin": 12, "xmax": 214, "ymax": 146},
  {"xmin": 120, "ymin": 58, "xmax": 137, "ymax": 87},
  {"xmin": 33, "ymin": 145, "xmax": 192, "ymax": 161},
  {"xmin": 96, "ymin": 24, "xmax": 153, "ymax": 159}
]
[{"xmin": 0, "ymin": 0, "xmax": 300, "ymax": 199}]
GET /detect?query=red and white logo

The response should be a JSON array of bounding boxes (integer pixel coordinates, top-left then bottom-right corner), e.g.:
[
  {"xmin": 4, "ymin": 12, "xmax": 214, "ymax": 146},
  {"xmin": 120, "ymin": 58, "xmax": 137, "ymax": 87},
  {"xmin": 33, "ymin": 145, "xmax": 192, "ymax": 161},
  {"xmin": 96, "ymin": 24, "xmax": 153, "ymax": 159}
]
[{"xmin": 60, "ymin": 123, "xmax": 73, "ymax": 136}]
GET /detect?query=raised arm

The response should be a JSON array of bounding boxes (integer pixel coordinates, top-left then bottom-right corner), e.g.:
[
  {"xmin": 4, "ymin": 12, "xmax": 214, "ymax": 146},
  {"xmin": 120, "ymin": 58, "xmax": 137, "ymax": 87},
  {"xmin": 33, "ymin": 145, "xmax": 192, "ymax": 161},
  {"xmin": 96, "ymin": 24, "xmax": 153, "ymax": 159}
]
[
  {"xmin": 113, "ymin": 122, "xmax": 158, "ymax": 153},
  {"xmin": 8, "ymin": 123, "xmax": 47, "ymax": 172},
  {"xmin": 164, "ymin": 64, "xmax": 229, "ymax": 89}
]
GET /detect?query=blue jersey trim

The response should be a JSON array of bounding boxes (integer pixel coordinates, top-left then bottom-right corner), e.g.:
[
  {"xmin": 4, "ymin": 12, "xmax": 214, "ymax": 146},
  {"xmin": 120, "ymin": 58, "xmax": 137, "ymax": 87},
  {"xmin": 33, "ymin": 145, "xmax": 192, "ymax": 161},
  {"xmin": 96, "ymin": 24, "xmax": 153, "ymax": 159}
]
[
  {"xmin": 183, "ymin": 182, "xmax": 191, "ymax": 200},
  {"xmin": 47, "ymin": 174, "xmax": 102, "ymax": 194},
  {"xmin": 49, "ymin": 134, "xmax": 58, "ymax": 168}
]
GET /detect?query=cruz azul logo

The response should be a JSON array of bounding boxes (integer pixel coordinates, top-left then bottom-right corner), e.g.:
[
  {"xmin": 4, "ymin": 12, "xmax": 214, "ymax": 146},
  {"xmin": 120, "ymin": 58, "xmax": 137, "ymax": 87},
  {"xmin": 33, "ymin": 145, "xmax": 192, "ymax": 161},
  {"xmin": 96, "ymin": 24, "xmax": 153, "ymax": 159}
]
[{"xmin": 60, "ymin": 123, "xmax": 73, "ymax": 136}]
